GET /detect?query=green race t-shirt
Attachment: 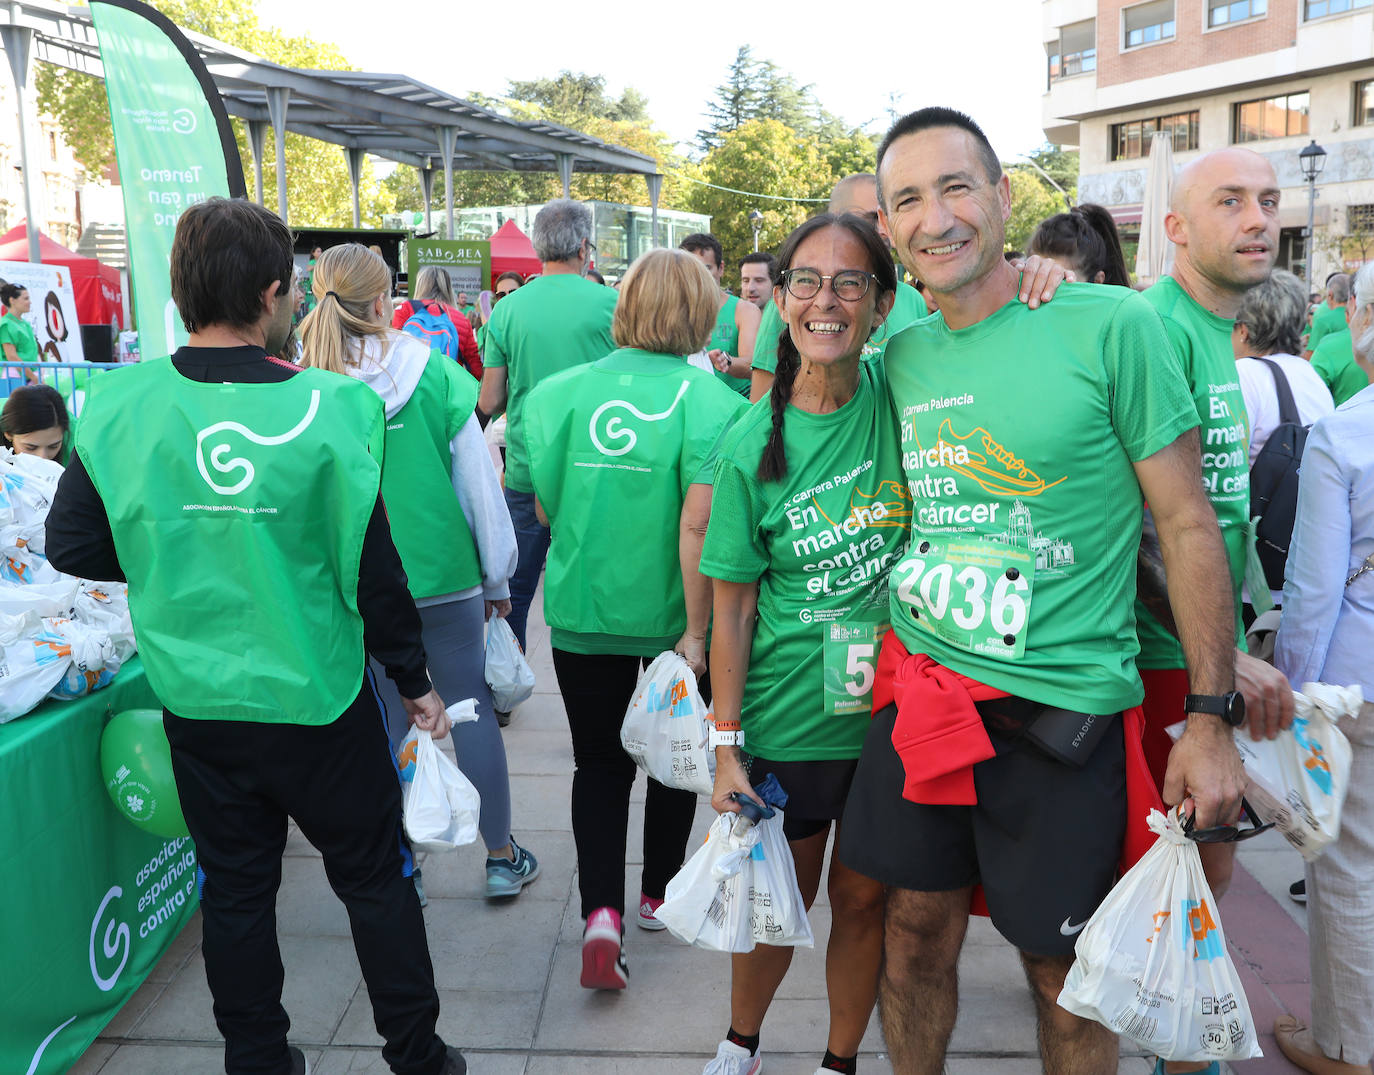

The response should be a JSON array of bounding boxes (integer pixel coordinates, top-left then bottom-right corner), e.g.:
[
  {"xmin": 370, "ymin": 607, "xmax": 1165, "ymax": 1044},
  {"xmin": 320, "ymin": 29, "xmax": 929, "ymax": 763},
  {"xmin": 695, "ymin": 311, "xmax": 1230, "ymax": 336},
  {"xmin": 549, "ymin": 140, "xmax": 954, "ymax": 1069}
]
[
  {"xmin": 0, "ymin": 311, "xmax": 39, "ymax": 363},
  {"xmin": 701, "ymin": 360, "xmax": 908, "ymax": 761},
  {"xmin": 525, "ymin": 348, "xmax": 746, "ymax": 656},
  {"xmin": 885, "ymin": 284, "xmax": 1198, "ymax": 713},
  {"xmin": 711, "ymin": 294, "xmax": 750, "ymax": 395},
  {"xmin": 483, "ymin": 273, "xmax": 617, "ymax": 493},
  {"xmin": 751, "ymin": 280, "xmax": 928, "ymax": 375},
  {"xmin": 374, "ymin": 351, "xmax": 482, "ymax": 598},
  {"xmin": 1308, "ymin": 302, "xmax": 1347, "ymax": 353},
  {"xmin": 1137, "ymin": 276, "xmax": 1250, "ymax": 669},
  {"xmin": 1311, "ymin": 328, "xmax": 1368, "ymax": 406}
]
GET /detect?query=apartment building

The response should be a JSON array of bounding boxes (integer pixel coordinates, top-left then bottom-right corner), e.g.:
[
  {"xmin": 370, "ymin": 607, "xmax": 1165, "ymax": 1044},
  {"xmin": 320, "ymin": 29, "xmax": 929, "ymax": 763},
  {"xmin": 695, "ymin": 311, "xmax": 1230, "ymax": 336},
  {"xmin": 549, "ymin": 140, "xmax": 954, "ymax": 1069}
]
[{"xmin": 1042, "ymin": 0, "xmax": 1374, "ymax": 283}]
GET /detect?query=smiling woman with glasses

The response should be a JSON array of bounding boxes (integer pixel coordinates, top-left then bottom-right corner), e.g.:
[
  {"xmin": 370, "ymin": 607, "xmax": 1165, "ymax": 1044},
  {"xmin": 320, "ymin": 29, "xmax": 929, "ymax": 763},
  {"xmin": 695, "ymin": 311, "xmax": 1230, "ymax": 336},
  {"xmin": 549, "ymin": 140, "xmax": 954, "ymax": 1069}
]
[{"xmin": 697, "ymin": 212, "xmax": 903, "ymax": 1075}]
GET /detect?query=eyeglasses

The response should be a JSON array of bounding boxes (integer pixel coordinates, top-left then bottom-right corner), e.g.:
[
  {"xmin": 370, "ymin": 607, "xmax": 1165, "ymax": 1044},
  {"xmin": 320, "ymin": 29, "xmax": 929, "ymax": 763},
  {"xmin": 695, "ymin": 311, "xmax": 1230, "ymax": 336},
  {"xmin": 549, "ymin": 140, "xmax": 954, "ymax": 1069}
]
[
  {"xmin": 494, "ymin": 289, "xmax": 517, "ymax": 301},
  {"xmin": 782, "ymin": 268, "xmax": 874, "ymax": 302},
  {"xmin": 1182, "ymin": 797, "xmax": 1275, "ymax": 843}
]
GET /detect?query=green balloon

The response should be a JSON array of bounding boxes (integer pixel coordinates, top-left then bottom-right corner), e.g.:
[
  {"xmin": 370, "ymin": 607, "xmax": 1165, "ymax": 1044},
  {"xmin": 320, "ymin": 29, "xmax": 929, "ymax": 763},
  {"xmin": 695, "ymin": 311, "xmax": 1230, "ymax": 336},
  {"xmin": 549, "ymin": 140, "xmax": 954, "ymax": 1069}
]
[{"xmin": 100, "ymin": 708, "xmax": 189, "ymax": 839}]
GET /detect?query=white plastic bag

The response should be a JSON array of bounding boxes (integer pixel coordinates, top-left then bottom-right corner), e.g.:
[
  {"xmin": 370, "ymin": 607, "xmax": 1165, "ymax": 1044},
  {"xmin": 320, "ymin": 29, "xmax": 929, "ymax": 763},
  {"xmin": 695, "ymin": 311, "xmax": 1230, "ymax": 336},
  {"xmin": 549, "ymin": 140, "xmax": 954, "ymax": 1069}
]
[
  {"xmin": 396, "ymin": 701, "xmax": 481, "ymax": 851},
  {"xmin": 1166, "ymin": 683, "xmax": 1361, "ymax": 861},
  {"xmin": 1058, "ymin": 809, "xmax": 1262, "ymax": 1062},
  {"xmin": 485, "ymin": 618, "xmax": 535, "ymax": 712},
  {"xmin": 620, "ymin": 651, "xmax": 715, "ymax": 796},
  {"xmin": 748, "ymin": 811, "xmax": 815, "ymax": 948},
  {"xmin": 654, "ymin": 812, "xmax": 757, "ymax": 952},
  {"xmin": 0, "ymin": 621, "xmax": 79, "ymax": 722},
  {"xmin": 45, "ymin": 616, "xmax": 122, "ymax": 700},
  {"xmin": 1234, "ymin": 683, "xmax": 1360, "ymax": 861}
]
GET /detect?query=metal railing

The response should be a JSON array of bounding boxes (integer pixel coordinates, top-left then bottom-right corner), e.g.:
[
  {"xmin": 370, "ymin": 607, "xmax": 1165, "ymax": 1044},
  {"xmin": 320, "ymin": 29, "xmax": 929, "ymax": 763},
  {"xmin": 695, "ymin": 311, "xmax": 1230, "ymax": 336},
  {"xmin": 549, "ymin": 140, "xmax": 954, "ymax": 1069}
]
[{"xmin": 0, "ymin": 362, "xmax": 125, "ymax": 415}]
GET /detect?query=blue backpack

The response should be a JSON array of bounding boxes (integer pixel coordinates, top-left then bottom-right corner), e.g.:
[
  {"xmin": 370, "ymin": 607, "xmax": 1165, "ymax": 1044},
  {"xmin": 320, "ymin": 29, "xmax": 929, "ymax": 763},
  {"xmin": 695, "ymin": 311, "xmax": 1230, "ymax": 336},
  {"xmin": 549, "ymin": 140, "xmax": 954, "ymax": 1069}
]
[{"xmin": 400, "ymin": 300, "xmax": 460, "ymax": 361}]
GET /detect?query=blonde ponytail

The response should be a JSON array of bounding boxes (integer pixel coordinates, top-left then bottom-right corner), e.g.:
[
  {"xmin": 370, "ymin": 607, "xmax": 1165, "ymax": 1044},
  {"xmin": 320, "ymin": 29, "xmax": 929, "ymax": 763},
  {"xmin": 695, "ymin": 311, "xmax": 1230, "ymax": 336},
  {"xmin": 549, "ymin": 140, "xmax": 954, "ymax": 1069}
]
[{"xmin": 299, "ymin": 244, "xmax": 392, "ymax": 375}]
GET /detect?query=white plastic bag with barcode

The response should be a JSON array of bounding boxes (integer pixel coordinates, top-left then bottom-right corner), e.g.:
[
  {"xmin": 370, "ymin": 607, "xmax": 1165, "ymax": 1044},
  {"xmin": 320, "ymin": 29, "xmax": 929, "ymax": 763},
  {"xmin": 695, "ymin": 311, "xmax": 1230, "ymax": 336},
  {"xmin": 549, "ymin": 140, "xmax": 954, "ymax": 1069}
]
[
  {"xmin": 1057, "ymin": 809, "xmax": 1261, "ymax": 1062},
  {"xmin": 747, "ymin": 811, "xmax": 814, "ymax": 948},
  {"xmin": 485, "ymin": 618, "xmax": 535, "ymax": 712},
  {"xmin": 654, "ymin": 812, "xmax": 756, "ymax": 952},
  {"xmin": 620, "ymin": 651, "xmax": 715, "ymax": 796}
]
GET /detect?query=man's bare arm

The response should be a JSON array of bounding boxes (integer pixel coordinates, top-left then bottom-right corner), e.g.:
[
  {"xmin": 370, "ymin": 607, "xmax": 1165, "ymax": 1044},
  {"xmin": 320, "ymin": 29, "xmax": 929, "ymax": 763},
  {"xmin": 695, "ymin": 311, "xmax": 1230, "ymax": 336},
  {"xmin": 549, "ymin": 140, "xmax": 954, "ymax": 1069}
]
[{"xmin": 1132, "ymin": 428, "xmax": 1245, "ymax": 826}]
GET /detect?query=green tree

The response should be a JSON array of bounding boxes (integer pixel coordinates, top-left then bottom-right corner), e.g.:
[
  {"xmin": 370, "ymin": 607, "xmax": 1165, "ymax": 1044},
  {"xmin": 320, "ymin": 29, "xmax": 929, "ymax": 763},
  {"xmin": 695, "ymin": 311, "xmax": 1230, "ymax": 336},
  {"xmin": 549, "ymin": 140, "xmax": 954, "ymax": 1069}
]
[
  {"xmin": 36, "ymin": 0, "xmax": 395, "ymax": 226},
  {"xmin": 697, "ymin": 47, "xmax": 853, "ymax": 154},
  {"xmin": 1004, "ymin": 169, "xmax": 1061, "ymax": 254},
  {"xmin": 1026, "ymin": 143, "xmax": 1080, "ymax": 202},
  {"xmin": 687, "ymin": 119, "xmax": 833, "ymax": 268},
  {"xmin": 506, "ymin": 72, "xmax": 648, "ymax": 126}
]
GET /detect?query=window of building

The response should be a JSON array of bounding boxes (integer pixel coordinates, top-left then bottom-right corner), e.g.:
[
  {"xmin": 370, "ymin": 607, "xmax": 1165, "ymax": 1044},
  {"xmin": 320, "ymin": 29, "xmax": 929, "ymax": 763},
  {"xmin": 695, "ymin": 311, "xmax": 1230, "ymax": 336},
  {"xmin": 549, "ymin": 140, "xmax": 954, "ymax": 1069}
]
[
  {"xmin": 1234, "ymin": 92, "xmax": 1310, "ymax": 142},
  {"xmin": 1350, "ymin": 204, "xmax": 1374, "ymax": 233},
  {"xmin": 1048, "ymin": 19, "xmax": 1096, "ymax": 82},
  {"xmin": 1356, "ymin": 79, "xmax": 1374, "ymax": 125},
  {"xmin": 1124, "ymin": 0, "xmax": 1176, "ymax": 47},
  {"xmin": 1111, "ymin": 111, "xmax": 1201, "ymax": 160},
  {"xmin": 47, "ymin": 131, "xmax": 57, "ymax": 160},
  {"xmin": 1305, "ymin": 0, "xmax": 1371, "ymax": 18},
  {"xmin": 1209, "ymin": 0, "xmax": 1267, "ymax": 25}
]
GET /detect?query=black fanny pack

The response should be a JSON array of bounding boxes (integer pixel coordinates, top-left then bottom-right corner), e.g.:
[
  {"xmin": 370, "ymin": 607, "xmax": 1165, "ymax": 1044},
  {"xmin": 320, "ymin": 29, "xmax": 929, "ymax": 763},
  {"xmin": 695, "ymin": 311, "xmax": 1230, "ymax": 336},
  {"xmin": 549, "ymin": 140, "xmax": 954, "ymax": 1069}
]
[{"xmin": 975, "ymin": 696, "xmax": 1118, "ymax": 768}]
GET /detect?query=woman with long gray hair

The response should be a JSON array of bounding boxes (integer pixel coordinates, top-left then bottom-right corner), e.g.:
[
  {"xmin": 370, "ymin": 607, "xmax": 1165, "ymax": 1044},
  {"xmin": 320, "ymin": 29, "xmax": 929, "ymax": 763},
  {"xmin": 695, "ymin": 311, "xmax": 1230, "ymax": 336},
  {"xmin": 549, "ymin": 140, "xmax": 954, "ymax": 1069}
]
[
  {"xmin": 1272, "ymin": 260, "xmax": 1374, "ymax": 1075},
  {"xmin": 301, "ymin": 243, "xmax": 540, "ymax": 901}
]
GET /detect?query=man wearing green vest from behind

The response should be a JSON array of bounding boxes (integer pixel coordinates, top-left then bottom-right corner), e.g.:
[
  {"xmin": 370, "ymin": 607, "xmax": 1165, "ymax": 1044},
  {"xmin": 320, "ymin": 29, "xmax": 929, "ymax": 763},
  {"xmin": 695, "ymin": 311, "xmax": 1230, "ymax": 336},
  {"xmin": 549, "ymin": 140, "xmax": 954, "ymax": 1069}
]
[
  {"xmin": 46, "ymin": 198, "xmax": 466, "ymax": 1075},
  {"xmin": 749, "ymin": 174, "xmax": 929, "ymax": 402}
]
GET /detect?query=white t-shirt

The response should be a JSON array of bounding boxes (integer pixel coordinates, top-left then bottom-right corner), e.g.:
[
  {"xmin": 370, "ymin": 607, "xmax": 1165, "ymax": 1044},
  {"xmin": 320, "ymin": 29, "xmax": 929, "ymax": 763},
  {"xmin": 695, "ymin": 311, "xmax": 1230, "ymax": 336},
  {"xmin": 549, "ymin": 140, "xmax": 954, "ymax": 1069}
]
[{"xmin": 1237, "ymin": 353, "xmax": 1335, "ymax": 466}]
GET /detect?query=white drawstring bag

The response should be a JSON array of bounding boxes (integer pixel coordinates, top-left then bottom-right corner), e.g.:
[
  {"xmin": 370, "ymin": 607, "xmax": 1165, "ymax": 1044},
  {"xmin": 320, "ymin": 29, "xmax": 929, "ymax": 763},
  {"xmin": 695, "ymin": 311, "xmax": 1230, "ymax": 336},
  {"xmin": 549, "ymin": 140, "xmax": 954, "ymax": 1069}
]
[
  {"xmin": 620, "ymin": 650, "xmax": 715, "ymax": 796},
  {"xmin": 654, "ymin": 811, "xmax": 757, "ymax": 952},
  {"xmin": 397, "ymin": 701, "xmax": 481, "ymax": 851},
  {"xmin": 1058, "ymin": 808, "xmax": 1261, "ymax": 1062},
  {"xmin": 485, "ymin": 618, "xmax": 535, "ymax": 712}
]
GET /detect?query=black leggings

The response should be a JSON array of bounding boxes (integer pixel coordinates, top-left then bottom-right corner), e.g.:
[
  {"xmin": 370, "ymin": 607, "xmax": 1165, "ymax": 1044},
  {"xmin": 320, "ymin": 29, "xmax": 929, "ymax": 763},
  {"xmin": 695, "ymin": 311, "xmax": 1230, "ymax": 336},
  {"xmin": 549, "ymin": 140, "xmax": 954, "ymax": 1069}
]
[{"xmin": 551, "ymin": 649, "xmax": 700, "ymax": 919}]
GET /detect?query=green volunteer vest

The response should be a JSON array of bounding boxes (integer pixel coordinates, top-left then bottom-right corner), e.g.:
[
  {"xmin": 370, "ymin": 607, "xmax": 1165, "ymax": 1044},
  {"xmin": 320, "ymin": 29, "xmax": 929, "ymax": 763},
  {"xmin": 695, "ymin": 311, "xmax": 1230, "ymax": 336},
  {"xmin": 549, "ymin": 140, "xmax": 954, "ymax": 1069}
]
[
  {"xmin": 76, "ymin": 358, "xmax": 384, "ymax": 724},
  {"xmin": 379, "ymin": 353, "xmax": 482, "ymax": 598}
]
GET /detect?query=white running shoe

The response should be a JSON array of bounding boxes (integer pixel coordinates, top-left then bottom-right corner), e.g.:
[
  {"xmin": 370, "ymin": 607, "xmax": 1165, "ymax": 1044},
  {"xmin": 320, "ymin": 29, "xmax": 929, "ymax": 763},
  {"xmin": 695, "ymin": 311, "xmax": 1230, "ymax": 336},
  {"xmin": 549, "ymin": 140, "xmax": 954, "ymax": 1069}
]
[{"xmin": 703, "ymin": 1039, "xmax": 762, "ymax": 1074}]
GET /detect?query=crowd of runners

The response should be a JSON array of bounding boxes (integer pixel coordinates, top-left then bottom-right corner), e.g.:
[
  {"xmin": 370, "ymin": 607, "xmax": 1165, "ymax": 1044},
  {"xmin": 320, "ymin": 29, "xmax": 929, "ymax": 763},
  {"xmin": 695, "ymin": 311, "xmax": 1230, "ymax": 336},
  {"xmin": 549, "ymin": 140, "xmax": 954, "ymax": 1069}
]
[{"xmin": 46, "ymin": 105, "xmax": 1374, "ymax": 1075}]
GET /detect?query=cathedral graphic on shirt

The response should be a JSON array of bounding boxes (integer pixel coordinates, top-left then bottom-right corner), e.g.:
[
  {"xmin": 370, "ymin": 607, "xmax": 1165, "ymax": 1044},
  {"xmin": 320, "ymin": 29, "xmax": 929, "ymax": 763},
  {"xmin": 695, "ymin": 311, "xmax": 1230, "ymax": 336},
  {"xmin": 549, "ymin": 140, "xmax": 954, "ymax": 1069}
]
[{"xmin": 988, "ymin": 499, "xmax": 1075, "ymax": 572}]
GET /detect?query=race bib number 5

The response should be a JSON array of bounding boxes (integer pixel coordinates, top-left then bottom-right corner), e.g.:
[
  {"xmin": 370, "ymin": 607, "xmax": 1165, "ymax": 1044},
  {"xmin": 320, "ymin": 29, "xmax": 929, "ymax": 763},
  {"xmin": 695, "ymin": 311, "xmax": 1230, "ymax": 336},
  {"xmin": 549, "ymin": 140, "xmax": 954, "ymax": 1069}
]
[
  {"xmin": 822, "ymin": 620, "xmax": 886, "ymax": 716},
  {"xmin": 892, "ymin": 538, "xmax": 1034, "ymax": 659}
]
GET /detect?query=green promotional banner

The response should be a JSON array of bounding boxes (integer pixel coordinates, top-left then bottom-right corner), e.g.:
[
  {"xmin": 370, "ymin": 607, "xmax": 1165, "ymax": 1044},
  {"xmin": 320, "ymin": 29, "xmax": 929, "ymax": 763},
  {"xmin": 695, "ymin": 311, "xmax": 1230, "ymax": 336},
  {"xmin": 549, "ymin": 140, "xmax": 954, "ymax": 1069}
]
[
  {"xmin": 407, "ymin": 238, "xmax": 492, "ymax": 298},
  {"xmin": 0, "ymin": 659, "xmax": 199, "ymax": 1075},
  {"xmin": 91, "ymin": 0, "xmax": 245, "ymax": 360}
]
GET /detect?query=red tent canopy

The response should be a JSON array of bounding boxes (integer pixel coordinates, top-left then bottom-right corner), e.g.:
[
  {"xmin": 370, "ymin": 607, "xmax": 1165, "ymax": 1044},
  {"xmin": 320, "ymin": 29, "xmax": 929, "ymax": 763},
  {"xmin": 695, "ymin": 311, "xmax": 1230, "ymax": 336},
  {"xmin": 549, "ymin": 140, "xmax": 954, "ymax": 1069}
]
[
  {"xmin": 0, "ymin": 223, "xmax": 124, "ymax": 328},
  {"xmin": 488, "ymin": 219, "xmax": 540, "ymax": 287}
]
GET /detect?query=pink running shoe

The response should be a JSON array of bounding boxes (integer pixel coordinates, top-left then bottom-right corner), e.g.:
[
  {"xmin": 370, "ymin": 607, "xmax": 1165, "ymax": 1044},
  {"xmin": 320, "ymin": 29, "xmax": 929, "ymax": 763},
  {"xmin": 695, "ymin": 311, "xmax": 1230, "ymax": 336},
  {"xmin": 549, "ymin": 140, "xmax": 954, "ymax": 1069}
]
[
  {"xmin": 637, "ymin": 892, "xmax": 667, "ymax": 931},
  {"xmin": 580, "ymin": 907, "xmax": 627, "ymax": 990}
]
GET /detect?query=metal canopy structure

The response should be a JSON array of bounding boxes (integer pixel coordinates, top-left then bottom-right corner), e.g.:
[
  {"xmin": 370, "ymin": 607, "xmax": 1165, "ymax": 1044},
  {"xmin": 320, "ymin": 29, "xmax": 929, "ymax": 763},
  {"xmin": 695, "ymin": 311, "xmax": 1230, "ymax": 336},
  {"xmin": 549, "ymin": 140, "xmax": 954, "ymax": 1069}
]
[{"xmin": 1, "ymin": 0, "xmax": 664, "ymax": 245}]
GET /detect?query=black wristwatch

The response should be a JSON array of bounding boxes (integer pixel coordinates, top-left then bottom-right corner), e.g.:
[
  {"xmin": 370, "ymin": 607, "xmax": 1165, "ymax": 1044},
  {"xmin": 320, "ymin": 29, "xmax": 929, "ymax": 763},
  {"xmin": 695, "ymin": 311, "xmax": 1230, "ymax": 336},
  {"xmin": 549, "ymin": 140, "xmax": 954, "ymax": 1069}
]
[{"xmin": 1184, "ymin": 691, "xmax": 1246, "ymax": 727}]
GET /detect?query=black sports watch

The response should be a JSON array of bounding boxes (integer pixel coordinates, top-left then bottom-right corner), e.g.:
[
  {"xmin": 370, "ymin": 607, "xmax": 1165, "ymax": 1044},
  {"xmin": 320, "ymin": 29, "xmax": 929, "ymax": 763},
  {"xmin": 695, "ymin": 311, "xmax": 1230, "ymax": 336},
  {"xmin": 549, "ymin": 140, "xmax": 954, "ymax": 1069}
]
[{"xmin": 1184, "ymin": 691, "xmax": 1246, "ymax": 727}]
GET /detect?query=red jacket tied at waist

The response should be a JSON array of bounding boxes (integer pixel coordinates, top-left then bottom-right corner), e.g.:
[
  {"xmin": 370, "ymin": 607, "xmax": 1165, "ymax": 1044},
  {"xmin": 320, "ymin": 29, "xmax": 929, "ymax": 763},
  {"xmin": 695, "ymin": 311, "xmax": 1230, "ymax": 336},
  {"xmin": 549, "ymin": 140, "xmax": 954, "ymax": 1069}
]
[{"xmin": 874, "ymin": 630, "xmax": 1162, "ymax": 879}]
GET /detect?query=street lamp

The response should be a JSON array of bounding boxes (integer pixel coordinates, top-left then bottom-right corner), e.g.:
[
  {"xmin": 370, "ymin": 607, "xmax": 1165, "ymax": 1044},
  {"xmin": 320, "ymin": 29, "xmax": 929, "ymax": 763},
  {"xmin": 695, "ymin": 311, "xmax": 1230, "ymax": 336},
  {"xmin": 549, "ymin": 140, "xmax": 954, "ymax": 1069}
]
[
  {"xmin": 748, "ymin": 209, "xmax": 764, "ymax": 253},
  {"xmin": 1299, "ymin": 139, "xmax": 1327, "ymax": 292}
]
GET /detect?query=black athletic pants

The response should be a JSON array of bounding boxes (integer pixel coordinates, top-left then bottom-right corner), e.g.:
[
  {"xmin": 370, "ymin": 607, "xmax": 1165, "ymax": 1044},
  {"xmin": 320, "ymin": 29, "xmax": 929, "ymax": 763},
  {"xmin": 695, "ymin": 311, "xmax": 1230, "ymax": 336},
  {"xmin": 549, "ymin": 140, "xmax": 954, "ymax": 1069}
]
[
  {"xmin": 163, "ymin": 675, "xmax": 448, "ymax": 1075},
  {"xmin": 551, "ymin": 649, "xmax": 700, "ymax": 919}
]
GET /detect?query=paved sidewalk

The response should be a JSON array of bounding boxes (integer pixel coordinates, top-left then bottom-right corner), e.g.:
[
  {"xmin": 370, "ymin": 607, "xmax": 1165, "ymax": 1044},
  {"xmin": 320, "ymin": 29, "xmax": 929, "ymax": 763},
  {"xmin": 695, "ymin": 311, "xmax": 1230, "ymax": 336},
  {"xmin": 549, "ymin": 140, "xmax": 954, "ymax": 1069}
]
[{"xmin": 73, "ymin": 583, "xmax": 1315, "ymax": 1074}]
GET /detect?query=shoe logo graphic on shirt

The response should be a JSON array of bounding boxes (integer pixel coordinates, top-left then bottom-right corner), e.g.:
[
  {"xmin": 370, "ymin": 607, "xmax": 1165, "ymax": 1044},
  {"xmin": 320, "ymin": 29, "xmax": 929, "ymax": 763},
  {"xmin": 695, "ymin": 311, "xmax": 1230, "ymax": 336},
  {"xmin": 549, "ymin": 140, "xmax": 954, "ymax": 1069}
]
[
  {"xmin": 932, "ymin": 418, "xmax": 1068, "ymax": 498},
  {"xmin": 1060, "ymin": 915, "xmax": 1089, "ymax": 936},
  {"xmin": 196, "ymin": 390, "xmax": 321, "ymax": 495},
  {"xmin": 589, "ymin": 380, "xmax": 691, "ymax": 457}
]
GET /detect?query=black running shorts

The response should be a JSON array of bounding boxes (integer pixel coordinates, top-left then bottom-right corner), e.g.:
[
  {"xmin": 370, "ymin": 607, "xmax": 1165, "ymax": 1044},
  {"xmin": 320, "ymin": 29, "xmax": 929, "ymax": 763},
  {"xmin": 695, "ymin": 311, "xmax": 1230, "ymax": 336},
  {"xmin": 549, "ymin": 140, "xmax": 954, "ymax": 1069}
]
[{"xmin": 837, "ymin": 702, "xmax": 1126, "ymax": 957}]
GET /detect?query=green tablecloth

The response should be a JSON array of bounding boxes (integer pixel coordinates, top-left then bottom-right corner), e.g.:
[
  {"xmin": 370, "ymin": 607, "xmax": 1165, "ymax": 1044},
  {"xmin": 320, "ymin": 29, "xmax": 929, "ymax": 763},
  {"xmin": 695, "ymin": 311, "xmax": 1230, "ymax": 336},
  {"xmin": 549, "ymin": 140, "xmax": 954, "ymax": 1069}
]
[{"xmin": 0, "ymin": 657, "xmax": 199, "ymax": 1074}]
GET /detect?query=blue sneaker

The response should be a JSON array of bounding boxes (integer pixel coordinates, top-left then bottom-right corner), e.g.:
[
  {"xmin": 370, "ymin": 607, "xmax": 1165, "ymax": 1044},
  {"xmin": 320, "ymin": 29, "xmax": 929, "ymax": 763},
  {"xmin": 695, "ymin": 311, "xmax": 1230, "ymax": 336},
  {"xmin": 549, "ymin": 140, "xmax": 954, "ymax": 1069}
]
[{"xmin": 485, "ymin": 838, "xmax": 539, "ymax": 898}]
